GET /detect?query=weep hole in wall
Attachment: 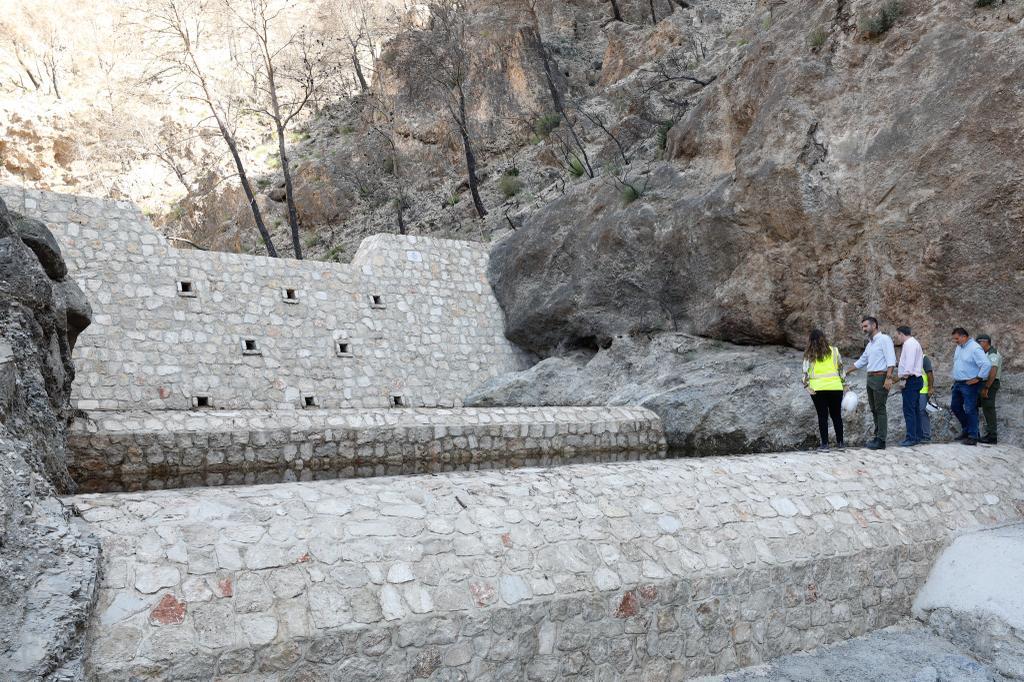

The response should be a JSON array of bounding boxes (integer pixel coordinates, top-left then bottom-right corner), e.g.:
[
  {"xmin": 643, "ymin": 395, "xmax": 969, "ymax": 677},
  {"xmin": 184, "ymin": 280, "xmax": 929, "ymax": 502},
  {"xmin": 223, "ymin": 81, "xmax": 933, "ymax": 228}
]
[{"xmin": 241, "ymin": 338, "xmax": 261, "ymax": 356}]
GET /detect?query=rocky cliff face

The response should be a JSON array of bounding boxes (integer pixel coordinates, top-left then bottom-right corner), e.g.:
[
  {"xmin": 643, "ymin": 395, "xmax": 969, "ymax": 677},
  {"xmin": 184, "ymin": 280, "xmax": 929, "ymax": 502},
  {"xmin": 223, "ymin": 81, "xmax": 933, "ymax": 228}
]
[
  {"xmin": 487, "ymin": 0, "xmax": 1024, "ymax": 367},
  {"xmin": 0, "ymin": 198, "xmax": 98, "ymax": 680},
  {"xmin": 476, "ymin": 0, "xmax": 1023, "ymax": 450}
]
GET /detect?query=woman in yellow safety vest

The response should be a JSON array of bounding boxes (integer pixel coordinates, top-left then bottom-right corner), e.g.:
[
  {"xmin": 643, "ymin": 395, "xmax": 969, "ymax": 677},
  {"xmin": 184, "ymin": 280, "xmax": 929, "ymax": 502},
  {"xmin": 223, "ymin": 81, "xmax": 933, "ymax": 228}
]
[{"xmin": 801, "ymin": 329, "xmax": 845, "ymax": 451}]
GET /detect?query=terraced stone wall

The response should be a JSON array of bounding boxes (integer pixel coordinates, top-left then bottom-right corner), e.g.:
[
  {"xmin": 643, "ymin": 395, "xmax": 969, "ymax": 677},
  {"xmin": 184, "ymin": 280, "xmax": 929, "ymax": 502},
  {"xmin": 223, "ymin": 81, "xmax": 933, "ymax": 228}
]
[
  {"xmin": 68, "ymin": 406, "xmax": 667, "ymax": 492},
  {"xmin": 68, "ymin": 444, "xmax": 1024, "ymax": 680},
  {"xmin": 0, "ymin": 186, "xmax": 530, "ymax": 412}
]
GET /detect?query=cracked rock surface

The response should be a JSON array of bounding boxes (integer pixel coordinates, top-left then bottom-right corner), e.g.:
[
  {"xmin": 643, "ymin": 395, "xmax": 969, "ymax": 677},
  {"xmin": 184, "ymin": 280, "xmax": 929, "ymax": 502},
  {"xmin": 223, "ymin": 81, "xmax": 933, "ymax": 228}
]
[{"xmin": 0, "ymin": 197, "xmax": 99, "ymax": 681}]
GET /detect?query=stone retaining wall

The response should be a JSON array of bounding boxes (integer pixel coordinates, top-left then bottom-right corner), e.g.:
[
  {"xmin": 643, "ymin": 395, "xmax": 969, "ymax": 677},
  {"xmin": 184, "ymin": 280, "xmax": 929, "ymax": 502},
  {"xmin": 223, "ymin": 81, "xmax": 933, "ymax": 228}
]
[
  {"xmin": 68, "ymin": 443, "xmax": 1024, "ymax": 680},
  {"xmin": 68, "ymin": 406, "xmax": 666, "ymax": 493},
  {"xmin": 0, "ymin": 186, "xmax": 530, "ymax": 412}
]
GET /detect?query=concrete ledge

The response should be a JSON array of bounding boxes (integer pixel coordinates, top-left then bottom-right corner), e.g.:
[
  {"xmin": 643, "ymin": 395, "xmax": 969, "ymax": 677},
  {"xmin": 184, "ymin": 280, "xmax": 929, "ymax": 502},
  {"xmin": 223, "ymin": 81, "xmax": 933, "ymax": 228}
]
[
  {"xmin": 68, "ymin": 407, "xmax": 666, "ymax": 492},
  {"xmin": 67, "ymin": 444, "xmax": 1024, "ymax": 680},
  {"xmin": 913, "ymin": 523, "xmax": 1024, "ymax": 671}
]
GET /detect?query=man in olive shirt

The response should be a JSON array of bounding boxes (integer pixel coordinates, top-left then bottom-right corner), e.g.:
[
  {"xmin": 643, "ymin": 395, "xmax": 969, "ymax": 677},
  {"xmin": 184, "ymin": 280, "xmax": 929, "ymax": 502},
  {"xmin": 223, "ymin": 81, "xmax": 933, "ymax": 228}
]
[
  {"xmin": 977, "ymin": 334, "xmax": 1002, "ymax": 444},
  {"xmin": 846, "ymin": 316, "xmax": 897, "ymax": 449}
]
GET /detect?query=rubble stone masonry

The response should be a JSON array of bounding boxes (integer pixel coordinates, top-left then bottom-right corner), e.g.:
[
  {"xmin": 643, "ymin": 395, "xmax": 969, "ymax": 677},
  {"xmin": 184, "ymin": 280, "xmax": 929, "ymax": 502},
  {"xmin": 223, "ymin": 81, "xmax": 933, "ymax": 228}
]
[
  {"xmin": 0, "ymin": 186, "xmax": 530, "ymax": 412},
  {"xmin": 68, "ymin": 406, "xmax": 666, "ymax": 492},
  {"xmin": 67, "ymin": 444, "xmax": 1024, "ymax": 680}
]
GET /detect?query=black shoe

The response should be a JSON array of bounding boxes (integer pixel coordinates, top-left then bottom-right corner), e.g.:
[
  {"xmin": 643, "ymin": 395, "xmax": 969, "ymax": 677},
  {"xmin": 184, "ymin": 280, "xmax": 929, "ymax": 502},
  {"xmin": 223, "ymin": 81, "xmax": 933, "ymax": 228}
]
[
  {"xmin": 955, "ymin": 432, "xmax": 969, "ymax": 441},
  {"xmin": 963, "ymin": 437, "xmax": 977, "ymax": 446},
  {"xmin": 818, "ymin": 444, "xmax": 830, "ymax": 452},
  {"xmin": 867, "ymin": 440, "xmax": 886, "ymax": 450},
  {"xmin": 980, "ymin": 435, "xmax": 997, "ymax": 445},
  {"xmin": 836, "ymin": 441, "xmax": 846, "ymax": 450}
]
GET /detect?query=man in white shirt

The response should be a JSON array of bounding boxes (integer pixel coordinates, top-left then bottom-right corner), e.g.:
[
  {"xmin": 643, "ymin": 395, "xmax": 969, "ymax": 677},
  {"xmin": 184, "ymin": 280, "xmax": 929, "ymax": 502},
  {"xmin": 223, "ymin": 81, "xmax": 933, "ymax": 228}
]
[
  {"xmin": 845, "ymin": 316, "xmax": 897, "ymax": 449},
  {"xmin": 894, "ymin": 326, "xmax": 924, "ymax": 446}
]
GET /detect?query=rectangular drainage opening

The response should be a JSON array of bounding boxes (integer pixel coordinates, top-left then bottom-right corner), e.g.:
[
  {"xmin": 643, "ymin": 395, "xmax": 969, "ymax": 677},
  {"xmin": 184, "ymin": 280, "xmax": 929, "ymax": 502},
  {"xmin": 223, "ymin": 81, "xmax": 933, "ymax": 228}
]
[
  {"xmin": 177, "ymin": 280, "xmax": 196, "ymax": 297},
  {"xmin": 303, "ymin": 395, "xmax": 318, "ymax": 408},
  {"xmin": 370, "ymin": 294, "xmax": 385, "ymax": 309},
  {"xmin": 391, "ymin": 395, "xmax": 405, "ymax": 407},
  {"xmin": 241, "ymin": 338, "xmax": 261, "ymax": 355},
  {"xmin": 193, "ymin": 396, "xmax": 211, "ymax": 408},
  {"xmin": 282, "ymin": 288, "xmax": 299, "ymax": 303},
  {"xmin": 335, "ymin": 341, "xmax": 352, "ymax": 357}
]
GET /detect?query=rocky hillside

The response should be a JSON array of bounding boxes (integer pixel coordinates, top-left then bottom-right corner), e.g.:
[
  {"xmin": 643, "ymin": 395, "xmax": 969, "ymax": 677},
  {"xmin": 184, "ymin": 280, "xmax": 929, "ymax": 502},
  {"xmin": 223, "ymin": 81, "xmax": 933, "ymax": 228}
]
[
  {"xmin": 0, "ymin": 199, "xmax": 99, "ymax": 679},
  {"xmin": 469, "ymin": 0, "xmax": 1024, "ymax": 452},
  {"xmin": 488, "ymin": 0, "xmax": 1024, "ymax": 367}
]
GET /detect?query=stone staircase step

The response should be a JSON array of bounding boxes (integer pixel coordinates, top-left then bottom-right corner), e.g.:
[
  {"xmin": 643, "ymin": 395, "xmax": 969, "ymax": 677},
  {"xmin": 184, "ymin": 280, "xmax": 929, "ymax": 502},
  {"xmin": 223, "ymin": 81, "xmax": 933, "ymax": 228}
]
[{"xmin": 68, "ymin": 406, "xmax": 666, "ymax": 493}]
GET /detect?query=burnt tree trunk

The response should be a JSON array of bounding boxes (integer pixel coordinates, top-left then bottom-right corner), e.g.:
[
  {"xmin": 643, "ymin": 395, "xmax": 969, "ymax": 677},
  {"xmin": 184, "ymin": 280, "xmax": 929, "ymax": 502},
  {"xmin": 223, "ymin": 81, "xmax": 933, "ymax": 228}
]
[
  {"xmin": 215, "ymin": 114, "xmax": 279, "ymax": 257},
  {"xmin": 609, "ymin": 0, "xmax": 623, "ymax": 22},
  {"xmin": 263, "ymin": 55, "xmax": 303, "ymax": 260},
  {"xmin": 185, "ymin": 41, "xmax": 278, "ymax": 257},
  {"xmin": 350, "ymin": 41, "xmax": 369, "ymax": 93},
  {"xmin": 274, "ymin": 122, "xmax": 303, "ymax": 259},
  {"xmin": 531, "ymin": 28, "xmax": 594, "ymax": 178},
  {"xmin": 396, "ymin": 199, "xmax": 407, "ymax": 234},
  {"xmin": 456, "ymin": 86, "xmax": 487, "ymax": 218}
]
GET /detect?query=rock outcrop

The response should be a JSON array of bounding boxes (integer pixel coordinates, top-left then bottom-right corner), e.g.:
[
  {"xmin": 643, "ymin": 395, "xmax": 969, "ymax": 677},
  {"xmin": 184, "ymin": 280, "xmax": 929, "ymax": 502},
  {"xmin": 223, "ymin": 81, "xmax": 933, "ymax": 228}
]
[
  {"xmin": 487, "ymin": 0, "xmax": 1024, "ymax": 368},
  {"xmin": 0, "ymin": 197, "xmax": 99, "ymax": 680},
  {"xmin": 467, "ymin": 332, "xmax": 971, "ymax": 454}
]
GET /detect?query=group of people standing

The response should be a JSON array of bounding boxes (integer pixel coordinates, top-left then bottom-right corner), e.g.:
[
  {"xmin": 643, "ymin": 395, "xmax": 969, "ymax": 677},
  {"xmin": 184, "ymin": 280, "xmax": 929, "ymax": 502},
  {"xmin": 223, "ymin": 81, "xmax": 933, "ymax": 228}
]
[{"xmin": 801, "ymin": 317, "xmax": 1004, "ymax": 450}]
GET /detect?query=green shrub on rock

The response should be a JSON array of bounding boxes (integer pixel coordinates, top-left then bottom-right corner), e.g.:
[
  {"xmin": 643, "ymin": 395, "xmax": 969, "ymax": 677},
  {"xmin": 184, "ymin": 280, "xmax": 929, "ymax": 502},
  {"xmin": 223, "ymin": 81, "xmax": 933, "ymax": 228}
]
[
  {"xmin": 621, "ymin": 183, "xmax": 642, "ymax": 204},
  {"xmin": 807, "ymin": 27, "xmax": 827, "ymax": 49},
  {"xmin": 568, "ymin": 156, "xmax": 586, "ymax": 178},
  {"xmin": 657, "ymin": 120, "xmax": 675, "ymax": 151},
  {"xmin": 533, "ymin": 113, "xmax": 561, "ymax": 139},
  {"xmin": 859, "ymin": 1, "xmax": 903, "ymax": 38},
  {"xmin": 499, "ymin": 174, "xmax": 522, "ymax": 198}
]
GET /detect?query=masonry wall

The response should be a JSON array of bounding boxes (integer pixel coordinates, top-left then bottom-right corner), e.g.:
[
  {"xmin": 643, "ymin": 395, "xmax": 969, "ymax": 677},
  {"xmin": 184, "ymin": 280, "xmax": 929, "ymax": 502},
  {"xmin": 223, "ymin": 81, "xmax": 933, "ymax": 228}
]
[
  {"xmin": 0, "ymin": 186, "xmax": 530, "ymax": 412},
  {"xmin": 68, "ymin": 444, "xmax": 1024, "ymax": 680},
  {"xmin": 68, "ymin": 406, "xmax": 667, "ymax": 492}
]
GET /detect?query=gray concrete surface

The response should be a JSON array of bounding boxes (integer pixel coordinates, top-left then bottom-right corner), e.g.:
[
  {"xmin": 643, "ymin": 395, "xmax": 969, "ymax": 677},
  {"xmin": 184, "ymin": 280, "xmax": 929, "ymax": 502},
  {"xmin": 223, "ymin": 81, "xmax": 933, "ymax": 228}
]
[
  {"xmin": 914, "ymin": 524, "xmax": 1024, "ymax": 632},
  {"xmin": 696, "ymin": 623, "xmax": 1013, "ymax": 682}
]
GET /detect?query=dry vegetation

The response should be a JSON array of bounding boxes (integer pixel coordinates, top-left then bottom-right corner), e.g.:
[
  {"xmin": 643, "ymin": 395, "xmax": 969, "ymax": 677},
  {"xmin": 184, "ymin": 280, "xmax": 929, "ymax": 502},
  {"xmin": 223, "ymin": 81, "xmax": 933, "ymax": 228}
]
[{"xmin": 0, "ymin": 0, "xmax": 748, "ymax": 260}]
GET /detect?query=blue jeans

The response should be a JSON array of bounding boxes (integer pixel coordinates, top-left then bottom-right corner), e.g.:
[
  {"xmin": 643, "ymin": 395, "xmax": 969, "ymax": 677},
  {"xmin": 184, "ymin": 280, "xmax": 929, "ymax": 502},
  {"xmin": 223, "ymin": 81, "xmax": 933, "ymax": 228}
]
[
  {"xmin": 919, "ymin": 393, "xmax": 931, "ymax": 441},
  {"xmin": 951, "ymin": 381, "xmax": 981, "ymax": 439},
  {"xmin": 902, "ymin": 376, "xmax": 924, "ymax": 442}
]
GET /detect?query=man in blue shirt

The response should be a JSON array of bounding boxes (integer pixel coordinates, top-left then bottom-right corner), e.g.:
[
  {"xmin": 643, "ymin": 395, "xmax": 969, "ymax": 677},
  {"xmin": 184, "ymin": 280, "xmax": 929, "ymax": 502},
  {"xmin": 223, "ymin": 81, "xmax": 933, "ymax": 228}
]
[
  {"xmin": 949, "ymin": 327, "xmax": 992, "ymax": 446},
  {"xmin": 845, "ymin": 316, "xmax": 897, "ymax": 449}
]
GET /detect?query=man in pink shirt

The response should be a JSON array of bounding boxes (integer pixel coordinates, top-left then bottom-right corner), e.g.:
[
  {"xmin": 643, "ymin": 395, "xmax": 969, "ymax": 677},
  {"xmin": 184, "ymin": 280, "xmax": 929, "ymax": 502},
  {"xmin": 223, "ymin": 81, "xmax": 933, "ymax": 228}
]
[{"xmin": 895, "ymin": 325, "xmax": 924, "ymax": 446}]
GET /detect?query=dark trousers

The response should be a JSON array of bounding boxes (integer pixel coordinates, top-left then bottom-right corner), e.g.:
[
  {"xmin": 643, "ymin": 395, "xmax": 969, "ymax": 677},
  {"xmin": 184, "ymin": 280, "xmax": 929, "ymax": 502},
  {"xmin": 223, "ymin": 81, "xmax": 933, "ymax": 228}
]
[
  {"xmin": 866, "ymin": 375, "xmax": 889, "ymax": 442},
  {"xmin": 901, "ymin": 376, "xmax": 924, "ymax": 442},
  {"xmin": 919, "ymin": 393, "xmax": 932, "ymax": 441},
  {"xmin": 980, "ymin": 379, "xmax": 1000, "ymax": 437},
  {"xmin": 810, "ymin": 390, "xmax": 844, "ymax": 445},
  {"xmin": 951, "ymin": 381, "xmax": 982, "ymax": 439}
]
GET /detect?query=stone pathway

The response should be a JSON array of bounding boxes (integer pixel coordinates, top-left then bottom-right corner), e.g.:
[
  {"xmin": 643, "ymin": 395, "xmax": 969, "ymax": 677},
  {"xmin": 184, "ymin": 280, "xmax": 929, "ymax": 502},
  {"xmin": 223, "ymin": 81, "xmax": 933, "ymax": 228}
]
[{"xmin": 66, "ymin": 444, "xmax": 1024, "ymax": 680}]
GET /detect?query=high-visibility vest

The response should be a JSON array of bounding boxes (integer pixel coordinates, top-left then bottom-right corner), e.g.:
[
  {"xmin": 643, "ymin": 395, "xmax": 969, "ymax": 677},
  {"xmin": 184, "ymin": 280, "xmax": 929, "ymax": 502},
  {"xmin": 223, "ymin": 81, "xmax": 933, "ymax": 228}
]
[
  {"xmin": 921, "ymin": 355, "xmax": 930, "ymax": 394},
  {"xmin": 808, "ymin": 346, "xmax": 844, "ymax": 391}
]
